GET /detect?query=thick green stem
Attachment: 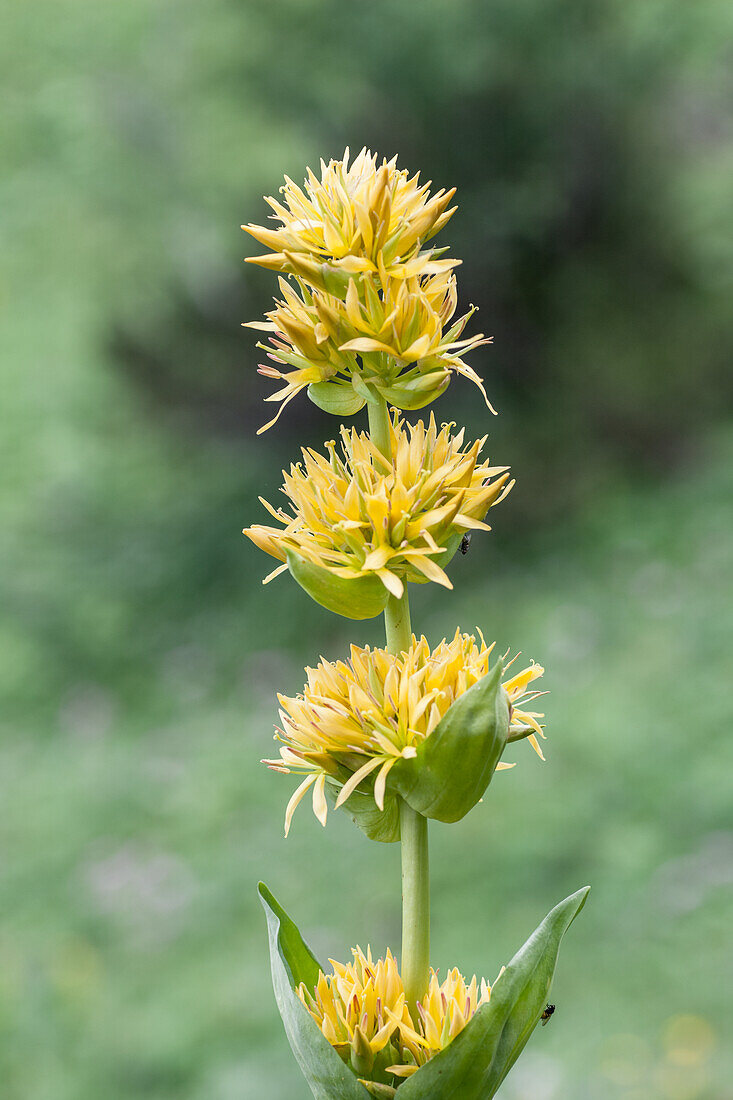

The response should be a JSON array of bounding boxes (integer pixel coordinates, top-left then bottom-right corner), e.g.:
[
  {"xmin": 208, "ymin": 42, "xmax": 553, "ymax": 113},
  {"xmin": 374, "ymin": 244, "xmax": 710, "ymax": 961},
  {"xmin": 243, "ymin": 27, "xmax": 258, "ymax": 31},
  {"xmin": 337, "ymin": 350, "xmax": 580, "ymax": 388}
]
[
  {"xmin": 384, "ymin": 591, "xmax": 411, "ymax": 654},
  {"xmin": 372, "ymin": 391, "xmax": 430, "ymax": 1011},
  {"xmin": 399, "ymin": 801, "xmax": 430, "ymax": 1012},
  {"xmin": 367, "ymin": 392, "xmax": 392, "ymax": 460}
]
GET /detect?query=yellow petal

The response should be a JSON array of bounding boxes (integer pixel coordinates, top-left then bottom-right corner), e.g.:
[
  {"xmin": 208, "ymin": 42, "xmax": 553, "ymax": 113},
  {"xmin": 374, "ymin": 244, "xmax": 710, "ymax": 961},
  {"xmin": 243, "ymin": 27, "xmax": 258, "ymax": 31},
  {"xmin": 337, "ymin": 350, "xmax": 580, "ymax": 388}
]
[
  {"xmin": 284, "ymin": 773, "xmax": 317, "ymax": 837},
  {"xmin": 334, "ymin": 756, "xmax": 383, "ymax": 808},
  {"xmin": 312, "ymin": 772, "xmax": 329, "ymax": 825}
]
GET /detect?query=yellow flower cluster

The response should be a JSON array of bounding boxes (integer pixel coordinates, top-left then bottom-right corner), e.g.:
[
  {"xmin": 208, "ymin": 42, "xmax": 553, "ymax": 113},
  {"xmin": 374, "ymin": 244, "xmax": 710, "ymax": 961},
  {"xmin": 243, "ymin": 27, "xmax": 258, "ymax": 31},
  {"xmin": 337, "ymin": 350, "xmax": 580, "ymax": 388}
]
[
  {"xmin": 264, "ymin": 630, "xmax": 545, "ymax": 835},
  {"xmin": 242, "ymin": 149, "xmax": 492, "ymax": 430},
  {"xmin": 243, "ymin": 147, "xmax": 456, "ymax": 279},
  {"xmin": 244, "ymin": 414, "xmax": 512, "ymax": 598},
  {"xmin": 298, "ymin": 946, "xmax": 494, "ymax": 1082}
]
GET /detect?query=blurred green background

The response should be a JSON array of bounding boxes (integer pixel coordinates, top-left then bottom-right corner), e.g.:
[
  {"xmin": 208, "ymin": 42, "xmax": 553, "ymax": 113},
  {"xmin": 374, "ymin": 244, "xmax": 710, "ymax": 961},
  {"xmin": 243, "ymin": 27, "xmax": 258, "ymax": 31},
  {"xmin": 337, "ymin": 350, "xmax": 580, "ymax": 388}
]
[{"xmin": 2, "ymin": 2, "xmax": 732, "ymax": 1098}]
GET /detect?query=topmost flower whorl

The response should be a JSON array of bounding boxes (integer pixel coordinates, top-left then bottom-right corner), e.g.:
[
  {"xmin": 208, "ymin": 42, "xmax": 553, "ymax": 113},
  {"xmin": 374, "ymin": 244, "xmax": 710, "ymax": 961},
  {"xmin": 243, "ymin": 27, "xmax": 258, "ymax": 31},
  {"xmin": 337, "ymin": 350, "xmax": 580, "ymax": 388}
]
[
  {"xmin": 242, "ymin": 147, "xmax": 457, "ymax": 282},
  {"xmin": 242, "ymin": 149, "xmax": 494, "ymax": 429}
]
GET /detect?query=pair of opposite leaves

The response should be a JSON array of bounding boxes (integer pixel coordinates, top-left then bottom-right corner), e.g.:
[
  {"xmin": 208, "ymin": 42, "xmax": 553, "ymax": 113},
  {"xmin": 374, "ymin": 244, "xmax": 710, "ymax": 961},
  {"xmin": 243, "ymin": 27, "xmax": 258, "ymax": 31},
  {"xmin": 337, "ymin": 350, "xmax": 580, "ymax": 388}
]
[{"xmin": 260, "ymin": 883, "xmax": 590, "ymax": 1100}]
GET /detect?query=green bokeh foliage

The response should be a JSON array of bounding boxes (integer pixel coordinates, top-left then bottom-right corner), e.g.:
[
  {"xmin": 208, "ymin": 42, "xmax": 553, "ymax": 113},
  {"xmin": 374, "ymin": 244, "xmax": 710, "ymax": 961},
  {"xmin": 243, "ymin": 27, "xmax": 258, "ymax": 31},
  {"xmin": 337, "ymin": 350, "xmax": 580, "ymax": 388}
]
[{"xmin": 1, "ymin": 1, "xmax": 732, "ymax": 1097}]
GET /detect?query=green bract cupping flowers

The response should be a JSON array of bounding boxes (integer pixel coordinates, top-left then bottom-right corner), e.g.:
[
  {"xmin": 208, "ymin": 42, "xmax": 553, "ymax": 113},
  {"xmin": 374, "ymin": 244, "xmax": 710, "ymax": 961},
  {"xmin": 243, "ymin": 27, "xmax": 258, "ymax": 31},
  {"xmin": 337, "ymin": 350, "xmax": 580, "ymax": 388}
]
[{"xmin": 243, "ymin": 148, "xmax": 589, "ymax": 1098}]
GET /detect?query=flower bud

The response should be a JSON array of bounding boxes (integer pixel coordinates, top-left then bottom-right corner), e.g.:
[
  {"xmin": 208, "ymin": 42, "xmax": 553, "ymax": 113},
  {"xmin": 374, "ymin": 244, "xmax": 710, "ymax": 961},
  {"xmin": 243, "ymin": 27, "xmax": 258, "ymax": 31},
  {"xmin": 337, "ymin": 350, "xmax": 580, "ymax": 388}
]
[
  {"xmin": 350, "ymin": 1025, "xmax": 375, "ymax": 1076},
  {"xmin": 307, "ymin": 381, "xmax": 366, "ymax": 418},
  {"xmin": 377, "ymin": 369, "xmax": 451, "ymax": 410},
  {"xmin": 359, "ymin": 1083, "xmax": 396, "ymax": 1098}
]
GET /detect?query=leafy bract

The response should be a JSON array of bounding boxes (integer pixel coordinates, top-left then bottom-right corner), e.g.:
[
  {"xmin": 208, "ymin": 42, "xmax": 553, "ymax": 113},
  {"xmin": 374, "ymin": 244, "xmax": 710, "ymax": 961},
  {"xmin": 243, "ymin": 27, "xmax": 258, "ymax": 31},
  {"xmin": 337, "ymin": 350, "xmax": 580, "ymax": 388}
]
[
  {"xmin": 287, "ymin": 551, "xmax": 390, "ymax": 620},
  {"xmin": 260, "ymin": 883, "xmax": 589, "ymax": 1099},
  {"xmin": 327, "ymin": 776, "xmax": 401, "ymax": 844},
  {"xmin": 397, "ymin": 886, "xmax": 591, "ymax": 1099},
  {"xmin": 389, "ymin": 659, "xmax": 510, "ymax": 822},
  {"xmin": 379, "ymin": 371, "xmax": 451, "ymax": 410},
  {"xmin": 259, "ymin": 883, "xmax": 371, "ymax": 1100},
  {"xmin": 308, "ymin": 381, "xmax": 366, "ymax": 417}
]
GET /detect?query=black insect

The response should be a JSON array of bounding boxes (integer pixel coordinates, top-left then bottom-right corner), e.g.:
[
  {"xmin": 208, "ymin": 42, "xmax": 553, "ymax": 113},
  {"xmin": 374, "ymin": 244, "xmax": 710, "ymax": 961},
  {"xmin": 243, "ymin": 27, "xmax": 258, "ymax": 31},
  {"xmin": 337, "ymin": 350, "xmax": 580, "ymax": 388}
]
[
  {"xmin": 459, "ymin": 533, "xmax": 472, "ymax": 555},
  {"xmin": 540, "ymin": 1004, "xmax": 555, "ymax": 1026}
]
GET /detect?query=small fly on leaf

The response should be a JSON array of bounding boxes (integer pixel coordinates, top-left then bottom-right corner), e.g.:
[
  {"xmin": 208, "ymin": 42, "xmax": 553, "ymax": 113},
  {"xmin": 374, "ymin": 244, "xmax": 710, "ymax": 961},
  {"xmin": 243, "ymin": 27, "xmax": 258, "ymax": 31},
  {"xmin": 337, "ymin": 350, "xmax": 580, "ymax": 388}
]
[
  {"xmin": 459, "ymin": 533, "xmax": 472, "ymax": 555},
  {"xmin": 540, "ymin": 1004, "xmax": 555, "ymax": 1026}
]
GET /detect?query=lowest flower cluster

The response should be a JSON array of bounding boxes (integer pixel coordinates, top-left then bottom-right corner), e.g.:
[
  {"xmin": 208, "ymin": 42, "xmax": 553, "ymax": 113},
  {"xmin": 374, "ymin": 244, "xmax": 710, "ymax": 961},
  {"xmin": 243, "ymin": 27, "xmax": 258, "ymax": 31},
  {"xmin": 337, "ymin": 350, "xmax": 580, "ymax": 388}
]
[{"xmin": 298, "ymin": 946, "xmax": 495, "ymax": 1087}]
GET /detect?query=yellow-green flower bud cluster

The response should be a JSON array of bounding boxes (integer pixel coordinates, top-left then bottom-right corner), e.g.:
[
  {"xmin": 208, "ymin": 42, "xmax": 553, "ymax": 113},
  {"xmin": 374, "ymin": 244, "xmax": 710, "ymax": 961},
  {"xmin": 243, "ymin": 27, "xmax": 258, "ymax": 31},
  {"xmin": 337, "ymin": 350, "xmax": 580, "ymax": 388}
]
[{"xmin": 242, "ymin": 148, "xmax": 492, "ymax": 431}]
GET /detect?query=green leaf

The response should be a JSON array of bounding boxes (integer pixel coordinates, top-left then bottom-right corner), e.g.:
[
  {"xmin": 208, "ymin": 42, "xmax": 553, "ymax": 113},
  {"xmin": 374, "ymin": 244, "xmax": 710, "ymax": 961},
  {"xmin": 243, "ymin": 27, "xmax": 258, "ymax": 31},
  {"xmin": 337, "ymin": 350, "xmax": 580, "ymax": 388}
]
[
  {"xmin": 308, "ymin": 381, "xmax": 366, "ymax": 417},
  {"xmin": 389, "ymin": 659, "xmax": 509, "ymax": 822},
  {"xmin": 351, "ymin": 373, "xmax": 381, "ymax": 404},
  {"xmin": 286, "ymin": 551, "xmax": 390, "ymax": 620},
  {"xmin": 397, "ymin": 886, "xmax": 590, "ymax": 1100},
  {"xmin": 258, "ymin": 883, "xmax": 321, "ymax": 991},
  {"xmin": 326, "ymin": 776, "xmax": 401, "ymax": 844},
  {"xmin": 258, "ymin": 883, "xmax": 371, "ymax": 1100}
]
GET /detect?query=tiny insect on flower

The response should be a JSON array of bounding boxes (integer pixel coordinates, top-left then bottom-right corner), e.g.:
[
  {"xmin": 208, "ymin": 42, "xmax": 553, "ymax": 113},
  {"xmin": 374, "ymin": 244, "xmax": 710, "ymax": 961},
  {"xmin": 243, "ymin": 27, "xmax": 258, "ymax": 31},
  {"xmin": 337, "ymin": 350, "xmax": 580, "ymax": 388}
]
[{"xmin": 263, "ymin": 629, "xmax": 545, "ymax": 835}]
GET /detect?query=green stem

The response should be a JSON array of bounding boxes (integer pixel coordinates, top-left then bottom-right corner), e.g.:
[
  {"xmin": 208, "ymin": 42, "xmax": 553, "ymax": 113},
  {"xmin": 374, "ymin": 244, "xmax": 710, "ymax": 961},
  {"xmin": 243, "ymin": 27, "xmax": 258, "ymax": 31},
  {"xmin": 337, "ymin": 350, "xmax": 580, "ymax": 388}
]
[
  {"xmin": 367, "ymin": 391, "xmax": 392, "ymax": 460},
  {"xmin": 398, "ymin": 801, "xmax": 430, "ymax": 1013},
  {"xmin": 384, "ymin": 591, "xmax": 411, "ymax": 654},
  {"xmin": 372, "ymin": 391, "xmax": 430, "ymax": 1012}
]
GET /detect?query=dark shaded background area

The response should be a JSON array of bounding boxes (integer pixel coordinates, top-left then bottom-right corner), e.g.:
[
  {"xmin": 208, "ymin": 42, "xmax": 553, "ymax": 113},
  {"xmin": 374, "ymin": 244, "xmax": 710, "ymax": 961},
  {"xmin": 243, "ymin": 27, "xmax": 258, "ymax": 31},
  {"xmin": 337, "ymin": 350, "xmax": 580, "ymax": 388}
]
[
  {"xmin": 1, "ymin": 2, "xmax": 732, "ymax": 1098},
  {"xmin": 111, "ymin": 1, "xmax": 733, "ymax": 499}
]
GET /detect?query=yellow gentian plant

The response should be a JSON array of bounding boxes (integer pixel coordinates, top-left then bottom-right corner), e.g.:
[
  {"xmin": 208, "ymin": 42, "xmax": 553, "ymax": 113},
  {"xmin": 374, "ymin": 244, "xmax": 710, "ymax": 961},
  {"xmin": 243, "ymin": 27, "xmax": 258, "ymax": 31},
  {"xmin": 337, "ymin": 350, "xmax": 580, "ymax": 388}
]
[{"xmin": 243, "ymin": 149, "xmax": 589, "ymax": 1099}]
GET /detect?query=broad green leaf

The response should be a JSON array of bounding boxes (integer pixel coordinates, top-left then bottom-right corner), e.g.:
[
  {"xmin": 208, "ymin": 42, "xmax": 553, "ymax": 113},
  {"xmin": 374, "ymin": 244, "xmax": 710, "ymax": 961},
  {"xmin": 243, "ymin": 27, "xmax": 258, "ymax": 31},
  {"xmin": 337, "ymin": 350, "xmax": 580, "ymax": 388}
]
[
  {"xmin": 389, "ymin": 660, "xmax": 509, "ymax": 822},
  {"xmin": 397, "ymin": 886, "xmax": 591, "ymax": 1100},
  {"xmin": 308, "ymin": 381, "xmax": 366, "ymax": 417},
  {"xmin": 258, "ymin": 883, "xmax": 371, "ymax": 1100},
  {"xmin": 286, "ymin": 551, "xmax": 390, "ymax": 620},
  {"xmin": 326, "ymin": 776, "xmax": 401, "ymax": 844}
]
